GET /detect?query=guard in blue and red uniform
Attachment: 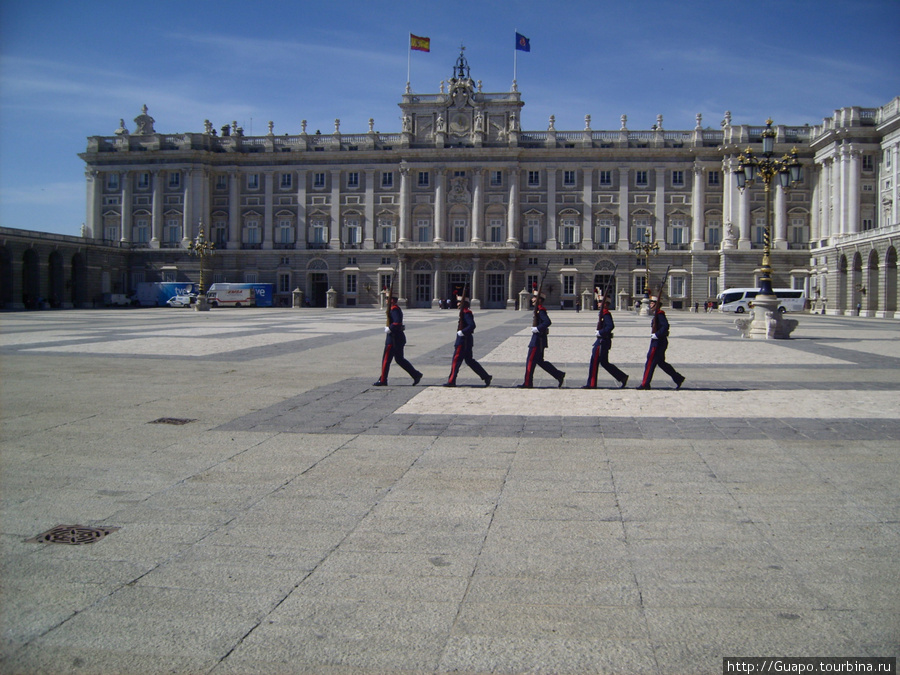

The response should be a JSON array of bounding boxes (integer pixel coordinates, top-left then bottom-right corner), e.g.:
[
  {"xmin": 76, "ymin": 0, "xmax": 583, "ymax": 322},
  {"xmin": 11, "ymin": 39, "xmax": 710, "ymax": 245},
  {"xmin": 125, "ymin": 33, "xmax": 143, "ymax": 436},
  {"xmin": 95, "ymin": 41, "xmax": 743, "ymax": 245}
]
[
  {"xmin": 583, "ymin": 292, "xmax": 628, "ymax": 389},
  {"xmin": 444, "ymin": 296, "xmax": 492, "ymax": 387},
  {"xmin": 373, "ymin": 295, "xmax": 423, "ymax": 386},
  {"xmin": 637, "ymin": 296, "xmax": 685, "ymax": 390},
  {"xmin": 519, "ymin": 289, "xmax": 566, "ymax": 388}
]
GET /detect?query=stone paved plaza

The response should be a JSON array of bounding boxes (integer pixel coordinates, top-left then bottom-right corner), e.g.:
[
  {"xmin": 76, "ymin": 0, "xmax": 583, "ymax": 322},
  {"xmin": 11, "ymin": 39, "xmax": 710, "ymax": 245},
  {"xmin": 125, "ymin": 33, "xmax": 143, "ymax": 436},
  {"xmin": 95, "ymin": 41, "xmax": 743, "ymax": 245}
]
[{"xmin": 1, "ymin": 306, "xmax": 898, "ymax": 674}]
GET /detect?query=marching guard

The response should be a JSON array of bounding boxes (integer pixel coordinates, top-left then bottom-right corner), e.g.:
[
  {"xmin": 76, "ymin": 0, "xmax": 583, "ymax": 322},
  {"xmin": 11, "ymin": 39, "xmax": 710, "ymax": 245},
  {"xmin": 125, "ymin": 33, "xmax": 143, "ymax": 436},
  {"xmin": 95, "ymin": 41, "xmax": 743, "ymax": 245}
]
[
  {"xmin": 444, "ymin": 294, "xmax": 492, "ymax": 387},
  {"xmin": 373, "ymin": 293, "xmax": 423, "ymax": 387},
  {"xmin": 636, "ymin": 296, "xmax": 685, "ymax": 390},
  {"xmin": 519, "ymin": 287, "xmax": 566, "ymax": 388},
  {"xmin": 583, "ymin": 291, "xmax": 628, "ymax": 389}
]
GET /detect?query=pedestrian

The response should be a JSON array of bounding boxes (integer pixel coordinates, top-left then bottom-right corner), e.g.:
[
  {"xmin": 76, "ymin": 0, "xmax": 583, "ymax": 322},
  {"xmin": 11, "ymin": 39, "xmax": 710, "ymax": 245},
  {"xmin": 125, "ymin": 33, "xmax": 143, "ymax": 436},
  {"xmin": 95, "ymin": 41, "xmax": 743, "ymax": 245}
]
[
  {"xmin": 636, "ymin": 296, "xmax": 685, "ymax": 390},
  {"xmin": 444, "ymin": 294, "xmax": 492, "ymax": 387},
  {"xmin": 583, "ymin": 292, "xmax": 628, "ymax": 389},
  {"xmin": 373, "ymin": 294, "xmax": 423, "ymax": 386},
  {"xmin": 519, "ymin": 287, "xmax": 566, "ymax": 388}
]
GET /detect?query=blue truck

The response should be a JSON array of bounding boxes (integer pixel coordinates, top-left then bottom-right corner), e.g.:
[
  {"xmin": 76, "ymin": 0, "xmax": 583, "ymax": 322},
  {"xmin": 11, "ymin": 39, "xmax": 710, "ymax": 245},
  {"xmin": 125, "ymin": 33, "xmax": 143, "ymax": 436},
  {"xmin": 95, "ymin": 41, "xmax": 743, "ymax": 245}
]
[{"xmin": 135, "ymin": 282, "xmax": 198, "ymax": 307}]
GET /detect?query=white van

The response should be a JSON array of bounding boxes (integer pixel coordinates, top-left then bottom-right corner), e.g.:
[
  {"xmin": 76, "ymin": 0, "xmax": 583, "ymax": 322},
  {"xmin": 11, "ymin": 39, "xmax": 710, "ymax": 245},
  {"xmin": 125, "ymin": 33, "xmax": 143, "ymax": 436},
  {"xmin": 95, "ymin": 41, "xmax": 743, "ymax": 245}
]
[
  {"xmin": 717, "ymin": 288, "xmax": 806, "ymax": 314},
  {"xmin": 206, "ymin": 286, "xmax": 256, "ymax": 307}
]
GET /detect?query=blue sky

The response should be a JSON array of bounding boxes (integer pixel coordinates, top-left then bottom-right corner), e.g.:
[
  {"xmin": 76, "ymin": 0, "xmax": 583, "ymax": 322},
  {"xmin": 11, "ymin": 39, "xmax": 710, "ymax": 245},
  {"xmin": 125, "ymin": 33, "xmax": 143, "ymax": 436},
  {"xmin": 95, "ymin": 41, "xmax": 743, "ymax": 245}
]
[{"xmin": 1, "ymin": 0, "xmax": 898, "ymax": 236}]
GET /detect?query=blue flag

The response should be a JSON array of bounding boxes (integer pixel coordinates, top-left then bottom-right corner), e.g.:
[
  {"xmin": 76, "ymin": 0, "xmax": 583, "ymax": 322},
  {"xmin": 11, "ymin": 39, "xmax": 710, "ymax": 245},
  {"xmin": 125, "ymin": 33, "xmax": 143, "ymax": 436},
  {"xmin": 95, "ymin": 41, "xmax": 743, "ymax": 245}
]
[{"xmin": 515, "ymin": 32, "xmax": 530, "ymax": 52}]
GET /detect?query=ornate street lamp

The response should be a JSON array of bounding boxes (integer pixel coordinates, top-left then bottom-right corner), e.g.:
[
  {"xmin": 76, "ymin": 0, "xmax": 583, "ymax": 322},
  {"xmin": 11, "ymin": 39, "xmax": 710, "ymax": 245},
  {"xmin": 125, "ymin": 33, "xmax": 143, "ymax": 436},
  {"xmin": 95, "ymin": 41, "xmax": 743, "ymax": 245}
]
[
  {"xmin": 633, "ymin": 231, "xmax": 659, "ymax": 316},
  {"xmin": 188, "ymin": 219, "xmax": 215, "ymax": 311},
  {"xmin": 733, "ymin": 119, "xmax": 802, "ymax": 337},
  {"xmin": 734, "ymin": 120, "xmax": 802, "ymax": 296}
]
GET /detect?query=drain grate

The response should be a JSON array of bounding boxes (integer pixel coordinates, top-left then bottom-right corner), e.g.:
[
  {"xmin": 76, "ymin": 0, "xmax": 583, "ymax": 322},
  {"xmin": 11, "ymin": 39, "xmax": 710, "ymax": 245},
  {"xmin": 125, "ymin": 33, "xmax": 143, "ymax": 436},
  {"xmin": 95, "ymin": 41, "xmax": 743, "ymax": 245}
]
[
  {"xmin": 26, "ymin": 524, "xmax": 120, "ymax": 545},
  {"xmin": 149, "ymin": 417, "xmax": 196, "ymax": 425}
]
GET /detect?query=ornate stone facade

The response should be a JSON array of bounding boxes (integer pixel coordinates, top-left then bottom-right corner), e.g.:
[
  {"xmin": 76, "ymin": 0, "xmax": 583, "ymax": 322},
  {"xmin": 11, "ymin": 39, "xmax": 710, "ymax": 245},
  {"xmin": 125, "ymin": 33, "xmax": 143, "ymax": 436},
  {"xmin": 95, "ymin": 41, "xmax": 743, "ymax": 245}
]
[{"xmin": 1, "ymin": 51, "xmax": 897, "ymax": 315}]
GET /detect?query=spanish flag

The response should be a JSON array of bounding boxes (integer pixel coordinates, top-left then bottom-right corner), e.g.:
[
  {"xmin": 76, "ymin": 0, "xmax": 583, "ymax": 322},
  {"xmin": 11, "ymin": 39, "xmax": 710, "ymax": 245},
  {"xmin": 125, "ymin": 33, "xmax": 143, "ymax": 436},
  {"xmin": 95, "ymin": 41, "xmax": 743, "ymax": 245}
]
[{"xmin": 410, "ymin": 34, "xmax": 431, "ymax": 52}]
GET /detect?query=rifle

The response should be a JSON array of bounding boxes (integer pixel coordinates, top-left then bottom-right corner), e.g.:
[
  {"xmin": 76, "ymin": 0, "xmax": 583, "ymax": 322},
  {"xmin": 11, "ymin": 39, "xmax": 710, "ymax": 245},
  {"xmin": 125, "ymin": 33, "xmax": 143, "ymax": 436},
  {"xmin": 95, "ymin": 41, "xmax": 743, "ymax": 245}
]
[
  {"xmin": 532, "ymin": 260, "xmax": 552, "ymax": 327},
  {"xmin": 457, "ymin": 278, "xmax": 469, "ymax": 332},
  {"xmin": 652, "ymin": 265, "xmax": 672, "ymax": 315},
  {"xmin": 385, "ymin": 270, "xmax": 395, "ymax": 327}
]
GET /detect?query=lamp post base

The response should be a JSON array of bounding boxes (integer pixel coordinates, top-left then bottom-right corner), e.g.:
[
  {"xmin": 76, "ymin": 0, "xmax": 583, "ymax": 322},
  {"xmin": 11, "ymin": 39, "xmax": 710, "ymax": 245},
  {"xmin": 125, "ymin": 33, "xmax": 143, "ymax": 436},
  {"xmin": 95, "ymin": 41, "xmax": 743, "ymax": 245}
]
[
  {"xmin": 639, "ymin": 297, "xmax": 651, "ymax": 316},
  {"xmin": 193, "ymin": 297, "xmax": 211, "ymax": 312},
  {"xmin": 734, "ymin": 295, "xmax": 797, "ymax": 339}
]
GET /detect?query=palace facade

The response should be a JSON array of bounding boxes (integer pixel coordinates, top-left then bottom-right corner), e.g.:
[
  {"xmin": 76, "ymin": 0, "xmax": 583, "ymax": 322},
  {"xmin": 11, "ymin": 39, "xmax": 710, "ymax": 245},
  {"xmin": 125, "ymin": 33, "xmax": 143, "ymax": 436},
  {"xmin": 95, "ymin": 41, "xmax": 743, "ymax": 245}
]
[{"xmin": 3, "ymin": 50, "xmax": 899, "ymax": 315}]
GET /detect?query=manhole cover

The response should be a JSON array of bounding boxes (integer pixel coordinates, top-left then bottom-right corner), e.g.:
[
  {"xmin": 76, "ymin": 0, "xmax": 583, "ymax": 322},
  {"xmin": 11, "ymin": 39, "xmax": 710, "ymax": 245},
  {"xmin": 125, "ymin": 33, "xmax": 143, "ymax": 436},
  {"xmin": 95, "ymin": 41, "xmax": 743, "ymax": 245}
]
[
  {"xmin": 149, "ymin": 417, "xmax": 196, "ymax": 425},
  {"xmin": 26, "ymin": 525, "xmax": 120, "ymax": 545}
]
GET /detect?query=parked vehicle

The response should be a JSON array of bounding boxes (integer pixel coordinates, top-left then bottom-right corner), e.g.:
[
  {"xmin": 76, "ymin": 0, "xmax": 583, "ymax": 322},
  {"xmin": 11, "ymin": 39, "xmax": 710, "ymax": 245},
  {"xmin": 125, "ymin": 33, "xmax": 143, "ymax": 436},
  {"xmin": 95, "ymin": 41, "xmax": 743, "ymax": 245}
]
[
  {"xmin": 166, "ymin": 294, "xmax": 197, "ymax": 308},
  {"xmin": 717, "ymin": 288, "xmax": 807, "ymax": 313},
  {"xmin": 206, "ymin": 283, "xmax": 273, "ymax": 307},
  {"xmin": 134, "ymin": 282, "xmax": 199, "ymax": 307}
]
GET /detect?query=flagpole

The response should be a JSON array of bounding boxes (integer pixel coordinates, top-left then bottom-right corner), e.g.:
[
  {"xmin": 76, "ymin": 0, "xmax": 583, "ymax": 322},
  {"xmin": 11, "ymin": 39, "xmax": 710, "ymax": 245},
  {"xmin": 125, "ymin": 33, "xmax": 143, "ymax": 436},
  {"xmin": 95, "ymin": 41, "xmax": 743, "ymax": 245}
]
[
  {"xmin": 513, "ymin": 28, "xmax": 518, "ymax": 90},
  {"xmin": 407, "ymin": 34, "xmax": 411, "ymax": 93}
]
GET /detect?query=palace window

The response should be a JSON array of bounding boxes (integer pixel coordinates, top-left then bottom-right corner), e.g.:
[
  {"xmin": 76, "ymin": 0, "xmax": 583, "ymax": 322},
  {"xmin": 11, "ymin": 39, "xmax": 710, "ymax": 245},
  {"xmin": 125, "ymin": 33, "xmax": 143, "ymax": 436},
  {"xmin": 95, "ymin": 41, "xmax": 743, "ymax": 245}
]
[
  {"xmin": 706, "ymin": 218, "xmax": 721, "ymax": 245},
  {"xmin": 313, "ymin": 173, "xmax": 326, "ymax": 189},
  {"xmin": 168, "ymin": 172, "xmax": 181, "ymax": 189},
  {"xmin": 280, "ymin": 173, "xmax": 293, "ymax": 189},
  {"xmin": 106, "ymin": 173, "xmax": 119, "ymax": 190},
  {"xmin": 417, "ymin": 171, "xmax": 429, "ymax": 188},
  {"xmin": 599, "ymin": 170, "xmax": 612, "ymax": 186},
  {"xmin": 137, "ymin": 172, "xmax": 150, "ymax": 189},
  {"xmin": 560, "ymin": 217, "xmax": 579, "ymax": 246},
  {"xmin": 347, "ymin": 172, "xmax": 359, "ymax": 188},
  {"xmin": 216, "ymin": 174, "xmax": 227, "ymax": 190},
  {"xmin": 635, "ymin": 171, "xmax": 648, "ymax": 187},
  {"xmin": 244, "ymin": 219, "xmax": 261, "ymax": 244},
  {"xmin": 563, "ymin": 170, "xmax": 576, "ymax": 187},
  {"xmin": 277, "ymin": 219, "xmax": 293, "ymax": 244},
  {"xmin": 378, "ymin": 218, "xmax": 395, "ymax": 245},
  {"xmin": 309, "ymin": 220, "xmax": 327, "ymax": 246},
  {"xmin": 563, "ymin": 275, "xmax": 575, "ymax": 295},
  {"xmin": 862, "ymin": 155, "xmax": 874, "ymax": 172},
  {"xmin": 524, "ymin": 218, "xmax": 541, "ymax": 245},
  {"xmin": 489, "ymin": 218, "xmax": 504, "ymax": 242},
  {"xmin": 754, "ymin": 217, "xmax": 767, "ymax": 245},
  {"xmin": 134, "ymin": 219, "xmax": 149, "ymax": 243},
  {"xmin": 633, "ymin": 217, "xmax": 651, "ymax": 243},
  {"xmin": 452, "ymin": 218, "xmax": 467, "ymax": 242},
  {"xmin": 527, "ymin": 170, "xmax": 540, "ymax": 187},
  {"xmin": 164, "ymin": 218, "xmax": 181, "ymax": 243},
  {"xmin": 212, "ymin": 220, "xmax": 227, "ymax": 246},
  {"xmin": 416, "ymin": 218, "xmax": 432, "ymax": 242},
  {"xmin": 670, "ymin": 276, "xmax": 685, "ymax": 297},
  {"xmin": 344, "ymin": 218, "xmax": 361, "ymax": 246},
  {"xmin": 279, "ymin": 273, "xmax": 291, "ymax": 294},
  {"xmin": 247, "ymin": 174, "xmax": 259, "ymax": 190},
  {"xmin": 672, "ymin": 170, "xmax": 684, "ymax": 187},
  {"xmin": 670, "ymin": 218, "xmax": 687, "ymax": 246},
  {"xmin": 490, "ymin": 170, "xmax": 503, "ymax": 187},
  {"xmin": 381, "ymin": 172, "xmax": 394, "ymax": 188},
  {"xmin": 345, "ymin": 274, "xmax": 357, "ymax": 294},
  {"xmin": 708, "ymin": 171, "xmax": 721, "ymax": 187},
  {"xmin": 596, "ymin": 218, "xmax": 614, "ymax": 244}
]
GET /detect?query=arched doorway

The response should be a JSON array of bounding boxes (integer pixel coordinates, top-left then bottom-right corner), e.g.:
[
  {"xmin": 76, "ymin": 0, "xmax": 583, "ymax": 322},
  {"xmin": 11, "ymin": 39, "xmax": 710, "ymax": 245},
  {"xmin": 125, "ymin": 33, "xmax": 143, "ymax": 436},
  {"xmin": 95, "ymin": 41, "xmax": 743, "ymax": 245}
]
[
  {"xmin": 851, "ymin": 252, "xmax": 863, "ymax": 315},
  {"xmin": 483, "ymin": 260, "xmax": 507, "ymax": 309},
  {"xmin": 837, "ymin": 254, "xmax": 848, "ymax": 315},
  {"xmin": 865, "ymin": 250, "xmax": 879, "ymax": 317},
  {"xmin": 886, "ymin": 247, "xmax": 898, "ymax": 318},
  {"xmin": 411, "ymin": 260, "xmax": 432, "ymax": 308},
  {"xmin": 306, "ymin": 259, "xmax": 328, "ymax": 307},
  {"xmin": 22, "ymin": 249, "xmax": 40, "ymax": 308},
  {"xmin": 48, "ymin": 251, "xmax": 65, "ymax": 308},
  {"xmin": 71, "ymin": 253, "xmax": 88, "ymax": 307},
  {"xmin": 0, "ymin": 246, "xmax": 13, "ymax": 307}
]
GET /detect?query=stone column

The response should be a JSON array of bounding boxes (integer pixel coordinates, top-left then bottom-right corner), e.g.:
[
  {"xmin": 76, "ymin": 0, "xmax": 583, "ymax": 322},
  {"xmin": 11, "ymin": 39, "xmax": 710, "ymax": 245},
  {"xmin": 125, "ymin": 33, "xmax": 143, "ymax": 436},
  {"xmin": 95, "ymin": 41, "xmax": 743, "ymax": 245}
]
[
  {"xmin": 470, "ymin": 256, "xmax": 480, "ymax": 307},
  {"xmin": 545, "ymin": 167, "xmax": 557, "ymax": 249},
  {"xmin": 228, "ymin": 170, "xmax": 240, "ymax": 249},
  {"xmin": 120, "ymin": 171, "xmax": 132, "ymax": 242},
  {"xmin": 472, "ymin": 168, "xmax": 483, "ymax": 242},
  {"xmin": 296, "ymin": 169, "xmax": 307, "ymax": 249},
  {"xmin": 847, "ymin": 148, "xmax": 860, "ymax": 234},
  {"xmin": 399, "ymin": 165, "xmax": 410, "ymax": 243},
  {"xmin": 431, "ymin": 255, "xmax": 441, "ymax": 308},
  {"xmin": 434, "ymin": 168, "xmax": 446, "ymax": 242},
  {"xmin": 691, "ymin": 163, "xmax": 705, "ymax": 249},
  {"xmin": 182, "ymin": 168, "xmax": 193, "ymax": 246},
  {"xmin": 821, "ymin": 159, "xmax": 832, "ymax": 239},
  {"xmin": 892, "ymin": 144, "xmax": 900, "ymax": 227},
  {"xmin": 654, "ymin": 167, "xmax": 666, "ymax": 249},
  {"xmin": 738, "ymin": 186, "xmax": 751, "ymax": 249},
  {"xmin": 581, "ymin": 166, "xmax": 593, "ymax": 250},
  {"xmin": 150, "ymin": 169, "xmax": 162, "ymax": 247},
  {"xmin": 364, "ymin": 169, "xmax": 375, "ymax": 249},
  {"xmin": 507, "ymin": 169, "xmax": 520, "ymax": 244},
  {"xmin": 617, "ymin": 167, "xmax": 629, "ymax": 250},
  {"xmin": 774, "ymin": 184, "xmax": 787, "ymax": 249},
  {"xmin": 809, "ymin": 166, "xmax": 820, "ymax": 243},
  {"xmin": 263, "ymin": 171, "xmax": 274, "ymax": 249},
  {"xmin": 330, "ymin": 169, "xmax": 341, "ymax": 248},
  {"xmin": 507, "ymin": 255, "xmax": 517, "ymax": 309}
]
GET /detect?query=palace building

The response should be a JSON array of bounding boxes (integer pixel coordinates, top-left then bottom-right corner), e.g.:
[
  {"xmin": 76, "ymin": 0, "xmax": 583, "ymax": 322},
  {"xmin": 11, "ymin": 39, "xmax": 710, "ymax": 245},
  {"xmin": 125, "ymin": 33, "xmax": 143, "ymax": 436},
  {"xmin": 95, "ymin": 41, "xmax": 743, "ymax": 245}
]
[{"xmin": 3, "ymin": 49, "xmax": 899, "ymax": 315}]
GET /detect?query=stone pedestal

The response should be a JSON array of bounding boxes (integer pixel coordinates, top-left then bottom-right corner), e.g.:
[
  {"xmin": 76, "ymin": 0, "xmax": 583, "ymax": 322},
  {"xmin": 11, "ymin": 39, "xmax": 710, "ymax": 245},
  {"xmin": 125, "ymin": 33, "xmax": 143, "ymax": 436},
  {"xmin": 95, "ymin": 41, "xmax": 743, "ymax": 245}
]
[
  {"xmin": 518, "ymin": 288, "xmax": 531, "ymax": 311},
  {"xmin": 734, "ymin": 295, "xmax": 798, "ymax": 339},
  {"xmin": 292, "ymin": 288, "xmax": 304, "ymax": 308},
  {"xmin": 326, "ymin": 287, "xmax": 337, "ymax": 309},
  {"xmin": 193, "ymin": 297, "xmax": 210, "ymax": 312},
  {"xmin": 639, "ymin": 297, "xmax": 651, "ymax": 316}
]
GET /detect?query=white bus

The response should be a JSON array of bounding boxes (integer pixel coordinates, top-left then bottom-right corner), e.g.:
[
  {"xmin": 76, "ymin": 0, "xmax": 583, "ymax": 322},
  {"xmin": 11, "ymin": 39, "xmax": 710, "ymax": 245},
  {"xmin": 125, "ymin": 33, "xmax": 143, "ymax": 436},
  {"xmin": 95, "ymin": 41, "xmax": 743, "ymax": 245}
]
[{"xmin": 717, "ymin": 288, "xmax": 807, "ymax": 314}]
